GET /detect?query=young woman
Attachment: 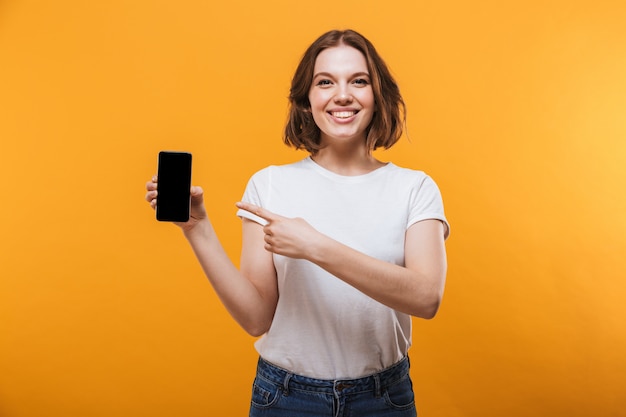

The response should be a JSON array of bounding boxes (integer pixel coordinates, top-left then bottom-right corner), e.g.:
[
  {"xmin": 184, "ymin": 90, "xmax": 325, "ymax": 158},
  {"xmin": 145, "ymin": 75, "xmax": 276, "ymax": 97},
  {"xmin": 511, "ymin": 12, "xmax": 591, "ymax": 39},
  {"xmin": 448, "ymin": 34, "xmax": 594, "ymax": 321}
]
[{"xmin": 146, "ymin": 29, "xmax": 449, "ymax": 417}]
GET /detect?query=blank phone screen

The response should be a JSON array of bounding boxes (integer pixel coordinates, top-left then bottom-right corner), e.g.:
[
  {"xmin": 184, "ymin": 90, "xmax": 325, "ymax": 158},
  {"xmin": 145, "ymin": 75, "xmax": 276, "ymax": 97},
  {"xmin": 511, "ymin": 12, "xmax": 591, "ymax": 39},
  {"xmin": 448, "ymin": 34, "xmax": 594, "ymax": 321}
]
[{"xmin": 156, "ymin": 151, "xmax": 192, "ymax": 222}]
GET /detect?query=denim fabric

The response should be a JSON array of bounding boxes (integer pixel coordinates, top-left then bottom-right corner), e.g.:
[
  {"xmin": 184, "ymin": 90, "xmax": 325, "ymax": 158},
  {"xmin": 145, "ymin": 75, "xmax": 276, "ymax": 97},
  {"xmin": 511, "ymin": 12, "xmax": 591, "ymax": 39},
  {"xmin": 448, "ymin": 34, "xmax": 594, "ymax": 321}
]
[{"xmin": 249, "ymin": 357, "xmax": 417, "ymax": 417}]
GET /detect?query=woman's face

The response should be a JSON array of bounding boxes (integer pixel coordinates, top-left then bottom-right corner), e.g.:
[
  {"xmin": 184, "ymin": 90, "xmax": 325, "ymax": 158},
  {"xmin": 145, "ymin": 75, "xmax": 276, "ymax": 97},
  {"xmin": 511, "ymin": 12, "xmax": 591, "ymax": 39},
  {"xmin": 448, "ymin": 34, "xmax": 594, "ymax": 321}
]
[{"xmin": 308, "ymin": 44, "xmax": 375, "ymax": 147}]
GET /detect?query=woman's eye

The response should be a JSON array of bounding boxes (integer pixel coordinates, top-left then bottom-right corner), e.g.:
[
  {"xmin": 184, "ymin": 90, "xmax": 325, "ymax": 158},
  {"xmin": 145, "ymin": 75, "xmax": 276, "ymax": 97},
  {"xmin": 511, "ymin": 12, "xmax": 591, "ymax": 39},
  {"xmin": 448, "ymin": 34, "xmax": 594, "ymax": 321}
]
[
  {"xmin": 353, "ymin": 78, "xmax": 369, "ymax": 86},
  {"xmin": 316, "ymin": 79, "xmax": 332, "ymax": 86}
]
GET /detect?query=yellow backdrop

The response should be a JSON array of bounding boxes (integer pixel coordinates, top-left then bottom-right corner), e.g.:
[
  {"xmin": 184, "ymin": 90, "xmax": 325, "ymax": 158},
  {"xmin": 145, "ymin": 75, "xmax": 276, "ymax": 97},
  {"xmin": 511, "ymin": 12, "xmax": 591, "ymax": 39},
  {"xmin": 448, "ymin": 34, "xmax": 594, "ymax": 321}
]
[{"xmin": 1, "ymin": 0, "xmax": 625, "ymax": 416}]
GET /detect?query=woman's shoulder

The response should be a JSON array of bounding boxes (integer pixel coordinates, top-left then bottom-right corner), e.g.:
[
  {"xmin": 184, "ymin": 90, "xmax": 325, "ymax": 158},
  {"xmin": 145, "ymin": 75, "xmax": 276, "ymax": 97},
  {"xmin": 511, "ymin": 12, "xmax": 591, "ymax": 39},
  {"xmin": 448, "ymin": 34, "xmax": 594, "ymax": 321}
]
[
  {"xmin": 246, "ymin": 158, "xmax": 310, "ymax": 181},
  {"xmin": 258, "ymin": 157, "xmax": 313, "ymax": 173},
  {"xmin": 383, "ymin": 163, "xmax": 447, "ymax": 198},
  {"xmin": 385, "ymin": 162, "xmax": 431, "ymax": 181}
]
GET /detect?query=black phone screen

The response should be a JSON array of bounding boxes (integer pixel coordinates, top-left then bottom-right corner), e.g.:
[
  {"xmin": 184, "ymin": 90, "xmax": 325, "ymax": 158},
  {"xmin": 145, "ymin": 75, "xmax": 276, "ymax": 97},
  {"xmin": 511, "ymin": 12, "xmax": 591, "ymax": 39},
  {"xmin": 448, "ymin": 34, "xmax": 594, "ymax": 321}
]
[{"xmin": 156, "ymin": 151, "xmax": 192, "ymax": 222}]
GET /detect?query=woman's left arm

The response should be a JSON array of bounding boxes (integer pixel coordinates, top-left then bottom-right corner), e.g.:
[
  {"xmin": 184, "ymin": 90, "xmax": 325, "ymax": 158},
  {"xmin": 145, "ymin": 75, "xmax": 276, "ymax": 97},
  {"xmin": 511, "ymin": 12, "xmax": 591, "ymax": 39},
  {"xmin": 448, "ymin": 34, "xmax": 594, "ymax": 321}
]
[{"xmin": 236, "ymin": 202, "xmax": 447, "ymax": 319}]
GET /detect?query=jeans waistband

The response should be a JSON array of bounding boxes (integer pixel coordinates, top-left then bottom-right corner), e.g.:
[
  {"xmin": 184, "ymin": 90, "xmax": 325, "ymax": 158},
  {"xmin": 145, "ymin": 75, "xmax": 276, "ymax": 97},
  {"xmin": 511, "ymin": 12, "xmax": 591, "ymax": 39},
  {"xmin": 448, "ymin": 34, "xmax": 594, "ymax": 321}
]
[{"xmin": 255, "ymin": 356, "xmax": 410, "ymax": 397}]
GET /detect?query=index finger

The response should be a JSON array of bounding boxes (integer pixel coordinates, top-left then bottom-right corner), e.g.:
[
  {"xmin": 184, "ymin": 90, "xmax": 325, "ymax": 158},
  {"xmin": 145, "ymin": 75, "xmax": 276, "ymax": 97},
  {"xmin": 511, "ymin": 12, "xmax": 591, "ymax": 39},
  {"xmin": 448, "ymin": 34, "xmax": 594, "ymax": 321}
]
[{"xmin": 236, "ymin": 202, "xmax": 282, "ymax": 222}]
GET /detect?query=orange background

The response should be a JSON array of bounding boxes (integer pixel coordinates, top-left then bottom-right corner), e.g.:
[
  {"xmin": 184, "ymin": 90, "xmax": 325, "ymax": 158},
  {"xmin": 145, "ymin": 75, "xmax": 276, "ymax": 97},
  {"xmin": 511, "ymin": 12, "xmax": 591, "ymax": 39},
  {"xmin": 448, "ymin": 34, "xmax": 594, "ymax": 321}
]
[{"xmin": 1, "ymin": 1, "xmax": 625, "ymax": 416}]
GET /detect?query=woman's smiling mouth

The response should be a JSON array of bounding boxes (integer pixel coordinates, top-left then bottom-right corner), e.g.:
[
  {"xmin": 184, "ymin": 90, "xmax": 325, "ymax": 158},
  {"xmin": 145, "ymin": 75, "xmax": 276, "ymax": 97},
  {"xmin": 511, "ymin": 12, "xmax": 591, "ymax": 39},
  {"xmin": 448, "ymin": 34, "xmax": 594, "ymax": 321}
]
[{"xmin": 330, "ymin": 110, "xmax": 358, "ymax": 119}]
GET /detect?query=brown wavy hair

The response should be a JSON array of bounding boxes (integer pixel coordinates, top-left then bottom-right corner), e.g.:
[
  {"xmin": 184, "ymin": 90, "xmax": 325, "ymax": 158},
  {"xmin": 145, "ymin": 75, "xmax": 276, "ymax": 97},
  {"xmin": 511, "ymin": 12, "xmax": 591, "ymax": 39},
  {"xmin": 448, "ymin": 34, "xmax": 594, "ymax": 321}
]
[{"xmin": 284, "ymin": 29, "xmax": 406, "ymax": 154}]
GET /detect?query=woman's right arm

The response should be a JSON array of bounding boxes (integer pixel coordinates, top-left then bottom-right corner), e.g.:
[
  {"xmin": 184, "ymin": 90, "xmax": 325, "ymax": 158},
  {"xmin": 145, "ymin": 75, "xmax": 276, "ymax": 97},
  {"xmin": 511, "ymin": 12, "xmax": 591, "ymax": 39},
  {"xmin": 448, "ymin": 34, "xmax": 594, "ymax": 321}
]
[{"xmin": 145, "ymin": 178, "xmax": 278, "ymax": 336}]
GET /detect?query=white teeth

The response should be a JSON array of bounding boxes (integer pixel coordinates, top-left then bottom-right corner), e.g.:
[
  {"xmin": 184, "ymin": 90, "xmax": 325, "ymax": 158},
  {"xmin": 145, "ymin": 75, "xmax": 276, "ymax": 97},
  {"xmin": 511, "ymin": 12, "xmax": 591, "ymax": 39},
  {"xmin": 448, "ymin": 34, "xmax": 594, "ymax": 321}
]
[{"xmin": 331, "ymin": 111, "xmax": 356, "ymax": 118}]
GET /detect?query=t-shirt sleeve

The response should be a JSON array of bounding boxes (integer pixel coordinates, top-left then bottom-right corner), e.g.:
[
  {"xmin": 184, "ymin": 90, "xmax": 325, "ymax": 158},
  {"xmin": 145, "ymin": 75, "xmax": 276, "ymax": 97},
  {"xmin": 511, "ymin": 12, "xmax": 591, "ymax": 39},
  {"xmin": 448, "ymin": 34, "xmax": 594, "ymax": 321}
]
[
  {"xmin": 236, "ymin": 169, "xmax": 270, "ymax": 226},
  {"xmin": 407, "ymin": 175, "xmax": 450, "ymax": 239}
]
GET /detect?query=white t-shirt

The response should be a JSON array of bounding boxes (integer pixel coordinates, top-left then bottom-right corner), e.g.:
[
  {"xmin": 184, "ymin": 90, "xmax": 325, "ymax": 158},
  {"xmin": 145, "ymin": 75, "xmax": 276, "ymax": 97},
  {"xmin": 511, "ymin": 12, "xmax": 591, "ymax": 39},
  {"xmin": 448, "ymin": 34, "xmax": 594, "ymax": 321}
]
[{"xmin": 237, "ymin": 157, "xmax": 449, "ymax": 380}]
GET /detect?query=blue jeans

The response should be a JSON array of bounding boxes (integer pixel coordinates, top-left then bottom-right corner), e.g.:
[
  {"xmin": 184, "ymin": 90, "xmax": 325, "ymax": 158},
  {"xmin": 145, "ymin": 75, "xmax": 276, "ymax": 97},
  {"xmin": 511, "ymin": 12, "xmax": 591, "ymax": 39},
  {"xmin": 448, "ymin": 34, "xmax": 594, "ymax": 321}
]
[{"xmin": 249, "ymin": 357, "xmax": 417, "ymax": 417}]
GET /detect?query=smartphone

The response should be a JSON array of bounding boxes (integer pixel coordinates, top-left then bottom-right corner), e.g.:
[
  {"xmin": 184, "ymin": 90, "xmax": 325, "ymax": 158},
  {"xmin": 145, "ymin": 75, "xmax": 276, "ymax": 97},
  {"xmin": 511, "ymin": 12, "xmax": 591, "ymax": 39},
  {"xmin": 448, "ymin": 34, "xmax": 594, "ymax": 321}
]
[{"xmin": 156, "ymin": 151, "xmax": 192, "ymax": 222}]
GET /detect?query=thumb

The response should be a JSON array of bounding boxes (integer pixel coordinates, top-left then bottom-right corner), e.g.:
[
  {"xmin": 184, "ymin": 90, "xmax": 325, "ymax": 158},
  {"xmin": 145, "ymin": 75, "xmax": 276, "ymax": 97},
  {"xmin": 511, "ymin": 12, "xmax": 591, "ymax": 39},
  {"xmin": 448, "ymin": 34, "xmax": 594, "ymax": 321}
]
[
  {"xmin": 190, "ymin": 186, "xmax": 205, "ymax": 205},
  {"xmin": 190, "ymin": 185, "xmax": 204, "ymax": 197}
]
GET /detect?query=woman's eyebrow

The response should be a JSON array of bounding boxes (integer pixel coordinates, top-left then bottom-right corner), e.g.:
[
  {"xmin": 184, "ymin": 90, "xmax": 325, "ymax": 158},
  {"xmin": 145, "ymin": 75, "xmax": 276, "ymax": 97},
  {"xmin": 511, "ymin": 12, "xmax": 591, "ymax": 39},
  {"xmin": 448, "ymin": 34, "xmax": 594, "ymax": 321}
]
[
  {"xmin": 312, "ymin": 71, "xmax": 371, "ymax": 78},
  {"xmin": 312, "ymin": 71, "xmax": 333, "ymax": 79}
]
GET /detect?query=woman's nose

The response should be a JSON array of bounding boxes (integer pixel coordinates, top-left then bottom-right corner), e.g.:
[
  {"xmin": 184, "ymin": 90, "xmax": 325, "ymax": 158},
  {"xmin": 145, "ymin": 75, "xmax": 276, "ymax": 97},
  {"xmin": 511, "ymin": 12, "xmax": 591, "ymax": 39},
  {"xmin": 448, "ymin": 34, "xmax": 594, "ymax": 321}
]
[{"xmin": 334, "ymin": 90, "xmax": 353, "ymax": 104}]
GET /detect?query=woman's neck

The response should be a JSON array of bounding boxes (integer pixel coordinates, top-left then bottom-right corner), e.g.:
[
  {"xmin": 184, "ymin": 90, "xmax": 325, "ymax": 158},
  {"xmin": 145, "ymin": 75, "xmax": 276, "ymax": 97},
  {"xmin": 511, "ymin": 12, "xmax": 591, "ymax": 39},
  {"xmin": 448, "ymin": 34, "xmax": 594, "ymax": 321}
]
[{"xmin": 310, "ymin": 146, "xmax": 386, "ymax": 176}]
